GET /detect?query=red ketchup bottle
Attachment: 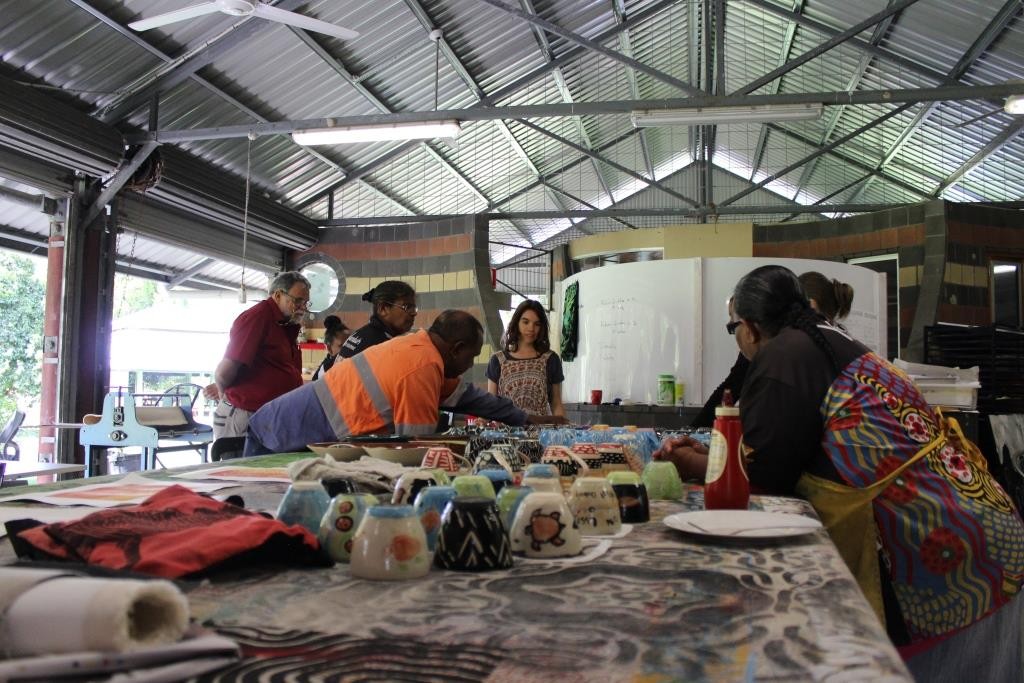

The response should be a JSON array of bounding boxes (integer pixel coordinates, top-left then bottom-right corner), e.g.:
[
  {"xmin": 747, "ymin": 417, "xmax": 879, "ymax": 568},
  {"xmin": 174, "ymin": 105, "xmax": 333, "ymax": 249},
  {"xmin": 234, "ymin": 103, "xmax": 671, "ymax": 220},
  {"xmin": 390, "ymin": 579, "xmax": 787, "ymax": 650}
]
[{"xmin": 704, "ymin": 389, "xmax": 749, "ymax": 510}]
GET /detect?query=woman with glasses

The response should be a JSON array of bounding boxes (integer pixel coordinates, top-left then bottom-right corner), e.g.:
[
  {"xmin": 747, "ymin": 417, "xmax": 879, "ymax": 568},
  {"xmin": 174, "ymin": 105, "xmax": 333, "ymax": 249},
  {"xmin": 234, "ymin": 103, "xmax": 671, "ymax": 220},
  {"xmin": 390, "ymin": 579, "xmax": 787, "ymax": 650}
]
[
  {"xmin": 690, "ymin": 272, "xmax": 855, "ymax": 429},
  {"xmin": 658, "ymin": 265, "xmax": 1024, "ymax": 682},
  {"xmin": 340, "ymin": 281, "xmax": 418, "ymax": 358}
]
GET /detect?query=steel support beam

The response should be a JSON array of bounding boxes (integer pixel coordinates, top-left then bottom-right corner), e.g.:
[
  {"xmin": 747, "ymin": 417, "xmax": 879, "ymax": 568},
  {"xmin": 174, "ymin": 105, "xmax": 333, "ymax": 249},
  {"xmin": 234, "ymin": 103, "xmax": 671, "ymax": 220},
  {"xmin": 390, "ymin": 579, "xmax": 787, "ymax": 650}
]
[
  {"xmin": 520, "ymin": 0, "xmax": 615, "ymax": 206},
  {"xmin": 320, "ymin": 203, "xmax": 917, "ymax": 225},
  {"xmin": 611, "ymin": 0, "xmax": 656, "ymax": 180},
  {"xmin": 476, "ymin": 0, "xmax": 702, "ymax": 97},
  {"xmin": 933, "ymin": 119, "xmax": 1024, "ymax": 196},
  {"xmin": 735, "ymin": 0, "xmax": 922, "ymax": 95},
  {"xmin": 81, "ymin": 141, "xmax": 160, "ymax": 229},
  {"xmin": 517, "ymin": 119, "xmax": 701, "ymax": 208},
  {"xmin": 128, "ymin": 83, "xmax": 1024, "ymax": 144},
  {"xmin": 720, "ymin": 103, "xmax": 915, "ymax": 207},
  {"xmin": 794, "ymin": 1, "xmax": 898, "ymax": 198},
  {"xmin": 167, "ymin": 257, "xmax": 217, "ymax": 288},
  {"xmin": 98, "ymin": 0, "xmax": 310, "ymax": 123}
]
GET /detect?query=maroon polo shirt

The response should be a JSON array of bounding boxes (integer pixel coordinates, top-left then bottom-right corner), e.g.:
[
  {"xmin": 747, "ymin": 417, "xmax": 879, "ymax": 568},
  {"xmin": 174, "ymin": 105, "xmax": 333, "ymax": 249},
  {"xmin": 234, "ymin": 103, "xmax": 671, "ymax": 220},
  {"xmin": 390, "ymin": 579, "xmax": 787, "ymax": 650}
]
[{"xmin": 223, "ymin": 297, "xmax": 302, "ymax": 412}]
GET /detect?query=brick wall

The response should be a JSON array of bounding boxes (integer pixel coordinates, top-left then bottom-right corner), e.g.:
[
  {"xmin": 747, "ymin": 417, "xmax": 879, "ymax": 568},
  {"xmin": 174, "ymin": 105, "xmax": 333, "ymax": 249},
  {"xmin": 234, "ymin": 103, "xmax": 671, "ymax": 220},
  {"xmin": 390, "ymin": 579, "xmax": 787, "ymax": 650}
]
[{"xmin": 291, "ymin": 215, "xmax": 510, "ymax": 385}]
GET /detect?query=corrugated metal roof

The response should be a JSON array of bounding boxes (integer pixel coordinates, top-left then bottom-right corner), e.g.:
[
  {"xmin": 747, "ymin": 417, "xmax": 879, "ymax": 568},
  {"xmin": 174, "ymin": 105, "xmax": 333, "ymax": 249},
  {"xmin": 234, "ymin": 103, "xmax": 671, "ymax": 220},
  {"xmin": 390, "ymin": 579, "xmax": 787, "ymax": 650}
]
[{"xmin": 0, "ymin": 0, "xmax": 1021, "ymax": 273}]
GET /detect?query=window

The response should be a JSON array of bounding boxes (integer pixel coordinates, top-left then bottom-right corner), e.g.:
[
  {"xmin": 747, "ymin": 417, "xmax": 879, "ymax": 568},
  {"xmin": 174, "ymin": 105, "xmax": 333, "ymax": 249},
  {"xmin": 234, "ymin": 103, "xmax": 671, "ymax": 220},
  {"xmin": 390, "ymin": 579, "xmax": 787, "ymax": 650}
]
[
  {"xmin": 848, "ymin": 254, "xmax": 900, "ymax": 360},
  {"xmin": 992, "ymin": 261, "xmax": 1022, "ymax": 328}
]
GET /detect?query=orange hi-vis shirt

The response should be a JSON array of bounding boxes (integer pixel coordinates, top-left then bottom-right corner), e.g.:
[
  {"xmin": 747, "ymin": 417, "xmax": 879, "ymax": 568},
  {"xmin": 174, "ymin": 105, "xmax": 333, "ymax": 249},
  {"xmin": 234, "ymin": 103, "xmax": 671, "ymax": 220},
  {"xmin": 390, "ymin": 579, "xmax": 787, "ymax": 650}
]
[{"xmin": 312, "ymin": 329, "xmax": 452, "ymax": 437}]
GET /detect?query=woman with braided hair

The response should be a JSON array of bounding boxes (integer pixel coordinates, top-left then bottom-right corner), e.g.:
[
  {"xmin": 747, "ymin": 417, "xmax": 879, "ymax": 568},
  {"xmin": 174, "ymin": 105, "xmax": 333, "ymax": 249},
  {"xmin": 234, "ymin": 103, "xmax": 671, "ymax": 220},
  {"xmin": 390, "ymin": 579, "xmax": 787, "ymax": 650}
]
[{"xmin": 657, "ymin": 265, "xmax": 1024, "ymax": 681}]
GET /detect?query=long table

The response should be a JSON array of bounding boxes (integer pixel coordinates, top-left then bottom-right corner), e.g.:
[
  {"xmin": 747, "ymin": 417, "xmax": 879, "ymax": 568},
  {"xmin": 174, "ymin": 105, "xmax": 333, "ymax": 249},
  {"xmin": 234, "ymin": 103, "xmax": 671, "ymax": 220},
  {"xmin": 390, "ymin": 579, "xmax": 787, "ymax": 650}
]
[{"xmin": 0, "ymin": 456, "xmax": 912, "ymax": 682}]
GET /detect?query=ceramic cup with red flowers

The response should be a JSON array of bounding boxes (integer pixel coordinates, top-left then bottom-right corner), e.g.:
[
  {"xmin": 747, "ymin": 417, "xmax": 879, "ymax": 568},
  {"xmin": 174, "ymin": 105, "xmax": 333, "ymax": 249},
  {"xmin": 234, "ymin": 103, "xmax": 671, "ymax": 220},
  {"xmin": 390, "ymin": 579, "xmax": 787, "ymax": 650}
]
[{"xmin": 350, "ymin": 505, "xmax": 431, "ymax": 580}]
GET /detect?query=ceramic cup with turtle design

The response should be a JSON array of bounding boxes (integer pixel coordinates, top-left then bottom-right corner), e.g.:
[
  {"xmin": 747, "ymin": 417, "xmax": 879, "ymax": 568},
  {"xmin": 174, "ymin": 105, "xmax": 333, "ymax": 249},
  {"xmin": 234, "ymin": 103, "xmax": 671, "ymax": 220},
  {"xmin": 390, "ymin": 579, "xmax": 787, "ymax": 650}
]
[
  {"xmin": 434, "ymin": 496, "xmax": 514, "ymax": 571},
  {"xmin": 349, "ymin": 505, "xmax": 431, "ymax": 580},
  {"xmin": 318, "ymin": 493, "xmax": 379, "ymax": 562},
  {"xmin": 508, "ymin": 491, "xmax": 583, "ymax": 558},
  {"xmin": 567, "ymin": 477, "xmax": 622, "ymax": 536},
  {"xmin": 414, "ymin": 485, "xmax": 458, "ymax": 551}
]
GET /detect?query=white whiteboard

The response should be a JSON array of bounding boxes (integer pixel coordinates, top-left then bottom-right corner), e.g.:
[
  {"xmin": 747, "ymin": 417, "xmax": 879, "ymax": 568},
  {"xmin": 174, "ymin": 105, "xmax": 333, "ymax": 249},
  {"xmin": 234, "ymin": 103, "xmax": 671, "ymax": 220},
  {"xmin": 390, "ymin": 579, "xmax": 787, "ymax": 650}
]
[{"xmin": 557, "ymin": 258, "xmax": 886, "ymax": 406}]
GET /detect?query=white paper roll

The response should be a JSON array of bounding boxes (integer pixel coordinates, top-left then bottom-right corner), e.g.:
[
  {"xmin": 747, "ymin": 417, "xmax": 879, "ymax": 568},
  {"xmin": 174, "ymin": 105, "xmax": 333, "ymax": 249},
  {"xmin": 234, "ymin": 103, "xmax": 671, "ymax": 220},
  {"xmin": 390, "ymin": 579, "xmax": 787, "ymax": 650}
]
[{"xmin": 0, "ymin": 568, "xmax": 189, "ymax": 655}]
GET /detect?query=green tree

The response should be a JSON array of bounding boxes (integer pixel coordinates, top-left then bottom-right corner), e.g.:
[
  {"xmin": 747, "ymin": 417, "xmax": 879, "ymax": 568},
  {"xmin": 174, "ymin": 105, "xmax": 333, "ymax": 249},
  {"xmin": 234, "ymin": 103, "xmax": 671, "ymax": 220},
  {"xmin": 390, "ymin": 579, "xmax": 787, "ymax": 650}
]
[
  {"xmin": 114, "ymin": 274, "xmax": 158, "ymax": 318},
  {"xmin": 0, "ymin": 252, "xmax": 45, "ymax": 418}
]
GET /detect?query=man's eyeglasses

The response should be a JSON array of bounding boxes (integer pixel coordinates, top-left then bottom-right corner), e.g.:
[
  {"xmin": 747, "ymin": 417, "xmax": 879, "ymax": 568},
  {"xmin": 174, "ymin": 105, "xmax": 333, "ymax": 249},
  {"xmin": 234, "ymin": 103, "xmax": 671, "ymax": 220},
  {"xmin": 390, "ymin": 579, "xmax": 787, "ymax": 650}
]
[
  {"xmin": 279, "ymin": 291, "xmax": 309, "ymax": 309},
  {"xmin": 387, "ymin": 301, "xmax": 417, "ymax": 314},
  {"xmin": 726, "ymin": 320, "xmax": 743, "ymax": 335}
]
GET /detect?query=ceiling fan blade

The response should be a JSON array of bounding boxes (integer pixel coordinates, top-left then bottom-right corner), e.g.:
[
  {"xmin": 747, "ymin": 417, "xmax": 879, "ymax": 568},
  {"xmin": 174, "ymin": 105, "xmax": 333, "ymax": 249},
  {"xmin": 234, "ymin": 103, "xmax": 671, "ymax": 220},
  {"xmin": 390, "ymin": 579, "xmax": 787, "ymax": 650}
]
[
  {"xmin": 128, "ymin": 2, "xmax": 222, "ymax": 31},
  {"xmin": 252, "ymin": 4, "xmax": 358, "ymax": 40}
]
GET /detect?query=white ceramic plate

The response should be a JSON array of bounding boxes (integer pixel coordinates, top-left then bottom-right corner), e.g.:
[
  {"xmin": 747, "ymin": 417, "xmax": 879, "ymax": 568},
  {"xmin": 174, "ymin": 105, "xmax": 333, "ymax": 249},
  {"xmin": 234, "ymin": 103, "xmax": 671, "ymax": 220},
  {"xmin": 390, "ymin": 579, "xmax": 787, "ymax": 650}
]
[
  {"xmin": 663, "ymin": 510, "xmax": 822, "ymax": 538},
  {"xmin": 363, "ymin": 446, "xmax": 429, "ymax": 467},
  {"xmin": 307, "ymin": 442, "xmax": 366, "ymax": 462}
]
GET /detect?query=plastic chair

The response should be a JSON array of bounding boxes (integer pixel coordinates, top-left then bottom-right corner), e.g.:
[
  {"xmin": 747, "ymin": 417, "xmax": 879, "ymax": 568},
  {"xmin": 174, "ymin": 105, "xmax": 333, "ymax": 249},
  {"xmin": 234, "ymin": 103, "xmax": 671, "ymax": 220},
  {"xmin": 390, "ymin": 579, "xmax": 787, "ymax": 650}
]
[
  {"xmin": 0, "ymin": 410, "xmax": 25, "ymax": 461},
  {"xmin": 210, "ymin": 436, "xmax": 246, "ymax": 462}
]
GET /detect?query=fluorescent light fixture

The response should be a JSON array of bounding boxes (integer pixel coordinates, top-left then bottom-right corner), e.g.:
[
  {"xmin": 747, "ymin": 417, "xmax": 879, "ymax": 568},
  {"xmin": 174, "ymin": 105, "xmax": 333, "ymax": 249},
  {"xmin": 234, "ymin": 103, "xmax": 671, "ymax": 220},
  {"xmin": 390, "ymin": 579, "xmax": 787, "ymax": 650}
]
[
  {"xmin": 631, "ymin": 103, "xmax": 823, "ymax": 127},
  {"xmin": 292, "ymin": 120, "xmax": 461, "ymax": 145},
  {"xmin": 994, "ymin": 264, "xmax": 1018, "ymax": 274},
  {"xmin": 1004, "ymin": 94, "xmax": 1024, "ymax": 115}
]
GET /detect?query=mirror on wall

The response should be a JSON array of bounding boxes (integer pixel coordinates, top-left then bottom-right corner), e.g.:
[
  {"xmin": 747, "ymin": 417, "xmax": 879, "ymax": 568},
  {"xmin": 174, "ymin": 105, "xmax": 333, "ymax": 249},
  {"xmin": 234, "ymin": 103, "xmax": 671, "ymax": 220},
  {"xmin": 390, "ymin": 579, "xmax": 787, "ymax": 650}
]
[{"xmin": 300, "ymin": 262, "xmax": 340, "ymax": 314}]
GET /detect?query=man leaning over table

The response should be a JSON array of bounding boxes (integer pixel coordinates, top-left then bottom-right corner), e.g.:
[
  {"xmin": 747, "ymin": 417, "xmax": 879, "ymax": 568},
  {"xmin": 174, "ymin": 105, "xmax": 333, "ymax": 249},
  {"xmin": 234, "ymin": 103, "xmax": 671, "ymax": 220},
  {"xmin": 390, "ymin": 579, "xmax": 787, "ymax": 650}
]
[
  {"xmin": 244, "ymin": 310, "xmax": 565, "ymax": 456},
  {"xmin": 208, "ymin": 271, "xmax": 311, "ymax": 441}
]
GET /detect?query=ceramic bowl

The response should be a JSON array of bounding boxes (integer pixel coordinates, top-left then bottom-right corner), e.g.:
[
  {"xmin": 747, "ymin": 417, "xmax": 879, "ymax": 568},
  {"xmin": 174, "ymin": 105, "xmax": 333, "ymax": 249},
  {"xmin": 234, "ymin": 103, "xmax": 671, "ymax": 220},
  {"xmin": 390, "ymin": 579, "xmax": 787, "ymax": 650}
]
[
  {"xmin": 363, "ymin": 446, "xmax": 430, "ymax": 466},
  {"xmin": 307, "ymin": 442, "xmax": 367, "ymax": 461}
]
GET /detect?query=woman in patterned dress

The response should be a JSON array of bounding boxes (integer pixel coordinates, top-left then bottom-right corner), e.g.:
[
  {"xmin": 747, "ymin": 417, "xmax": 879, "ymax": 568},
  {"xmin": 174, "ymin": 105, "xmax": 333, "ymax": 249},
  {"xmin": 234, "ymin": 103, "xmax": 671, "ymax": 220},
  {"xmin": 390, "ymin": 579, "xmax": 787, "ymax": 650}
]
[
  {"xmin": 658, "ymin": 265, "xmax": 1024, "ymax": 682},
  {"xmin": 486, "ymin": 300, "xmax": 565, "ymax": 418}
]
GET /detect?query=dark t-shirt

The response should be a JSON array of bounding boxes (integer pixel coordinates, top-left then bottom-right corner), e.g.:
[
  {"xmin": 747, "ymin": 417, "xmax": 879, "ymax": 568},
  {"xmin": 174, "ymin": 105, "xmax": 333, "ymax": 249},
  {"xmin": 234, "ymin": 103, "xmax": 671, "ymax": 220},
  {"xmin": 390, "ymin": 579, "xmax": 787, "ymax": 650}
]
[
  {"xmin": 340, "ymin": 316, "xmax": 392, "ymax": 359},
  {"xmin": 740, "ymin": 325, "xmax": 866, "ymax": 495},
  {"xmin": 223, "ymin": 298, "xmax": 302, "ymax": 412}
]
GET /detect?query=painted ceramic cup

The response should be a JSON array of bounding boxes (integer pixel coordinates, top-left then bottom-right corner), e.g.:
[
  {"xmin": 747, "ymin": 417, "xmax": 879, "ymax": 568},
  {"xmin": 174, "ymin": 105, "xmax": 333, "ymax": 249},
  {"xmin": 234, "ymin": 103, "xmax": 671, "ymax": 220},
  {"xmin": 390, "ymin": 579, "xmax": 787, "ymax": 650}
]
[
  {"xmin": 567, "ymin": 477, "xmax": 622, "ymax": 535},
  {"xmin": 276, "ymin": 480, "xmax": 331, "ymax": 535},
  {"xmin": 391, "ymin": 469, "xmax": 438, "ymax": 505},
  {"xmin": 428, "ymin": 469, "xmax": 452, "ymax": 486},
  {"xmin": 508, "ymin": 491, "xmax": 583, "ymax": 558},
  {"xmin": 541, "ymin": 445, "xmax": 590, "ymax": 489},
  {"xmin": 495, "ymin": 484, "xmax": 534, "ymax": 530},
  {"xmin": 597, "ymin": 442, "xmax": 630, "ymax": 474},
  {"xmin": 434, "ymin": 496, "xmax": 514, "ymax": 571},
  {"xmin": 520, "ymin": 463, "xmax": 562, "ymax": 494},
  {"xmin": 479, "ymin": 468, "xmax": 513, "ymax": 495},
  {"xmin": 491, "ymin": 443, "xmax": 529, "ymax": 473},
  {"xmin": 349, "ymin": 505, "xmax": 431, "ymax": 580},
  {"xmin": 421, "ymin": 446, "xmax": 469, "ymax": 474},
  {"xmin": 413, "ymin": 485, "xmax": 458, "ymax": 551},
  {"xmin": 473, "ymin": 449, "xmax": 513, "ymax": 475},
  {"xmin": 318, "ymin": 493, "xmax": 379, "ymax": 562},
  {"xmin": 607, "ymin": 470, "xmax": 650, "ymax": 523},
  {"xmin": 451, "ymin": 474, "xmax": 497, "ymax": 499},
  {"xmin": 570, "ymin": 443, "xmax": 605, "ymax": 476},
  {"xmin": 642, "ymin": 460, "xmax": 685, "ymax": 500},
  {"xmin": 516, "ymin": 439, "xmax": 544, "ymax": 464}
]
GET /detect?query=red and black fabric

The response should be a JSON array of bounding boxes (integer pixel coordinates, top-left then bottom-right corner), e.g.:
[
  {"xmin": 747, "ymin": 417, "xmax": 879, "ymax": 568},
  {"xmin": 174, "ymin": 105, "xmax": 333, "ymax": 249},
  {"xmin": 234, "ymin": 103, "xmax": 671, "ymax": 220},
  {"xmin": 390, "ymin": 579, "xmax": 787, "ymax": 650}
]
[{"xmin": 7, "ymin": 485, "xmax": 330, "ymax": 578}]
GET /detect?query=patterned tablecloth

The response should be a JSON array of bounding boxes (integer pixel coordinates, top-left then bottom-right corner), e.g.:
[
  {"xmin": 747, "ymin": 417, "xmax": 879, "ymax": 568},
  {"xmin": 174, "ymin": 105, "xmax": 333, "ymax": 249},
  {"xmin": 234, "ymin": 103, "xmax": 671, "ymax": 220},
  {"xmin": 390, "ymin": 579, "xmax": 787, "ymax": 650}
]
[{"xmin": 181, "ymin": 485, "xmax": 912, "ymax": 683}]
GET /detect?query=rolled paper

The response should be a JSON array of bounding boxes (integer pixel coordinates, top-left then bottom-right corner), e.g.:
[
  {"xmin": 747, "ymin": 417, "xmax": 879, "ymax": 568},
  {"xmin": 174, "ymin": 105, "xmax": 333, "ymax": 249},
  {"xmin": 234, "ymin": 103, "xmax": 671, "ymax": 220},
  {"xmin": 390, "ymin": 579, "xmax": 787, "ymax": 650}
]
[{"xmin": 0, "ymin": 568, "xmax": 189, "ymax": 655}]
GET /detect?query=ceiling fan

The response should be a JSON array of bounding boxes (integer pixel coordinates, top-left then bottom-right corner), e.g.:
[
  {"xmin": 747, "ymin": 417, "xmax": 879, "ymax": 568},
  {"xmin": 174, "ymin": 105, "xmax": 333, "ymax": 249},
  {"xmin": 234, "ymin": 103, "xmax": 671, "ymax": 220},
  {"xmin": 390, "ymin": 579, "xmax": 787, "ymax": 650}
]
[{"xmin": 128, "ymin": 0, "xmax": 359, "ymax": 40}]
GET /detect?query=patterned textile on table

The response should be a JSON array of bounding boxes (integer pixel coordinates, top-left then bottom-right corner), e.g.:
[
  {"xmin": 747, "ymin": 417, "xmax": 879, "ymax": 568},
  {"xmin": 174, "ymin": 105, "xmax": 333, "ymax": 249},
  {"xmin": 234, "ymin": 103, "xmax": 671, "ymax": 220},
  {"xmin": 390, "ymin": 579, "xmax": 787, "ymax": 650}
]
[
  {"xmin": 494, "ymin": 351, "xmax": 556, "ymax": 414},
  {"xmin": 818, "ymin": 353, "xmax": 1024, "ymax": 641},
  {"xmin": 8, "ymin": 486, "xmax": 328, "ymax": 578},
  {"xmin": 559, "ymin": 281, "xmax": 579, "ymax": 362}
]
